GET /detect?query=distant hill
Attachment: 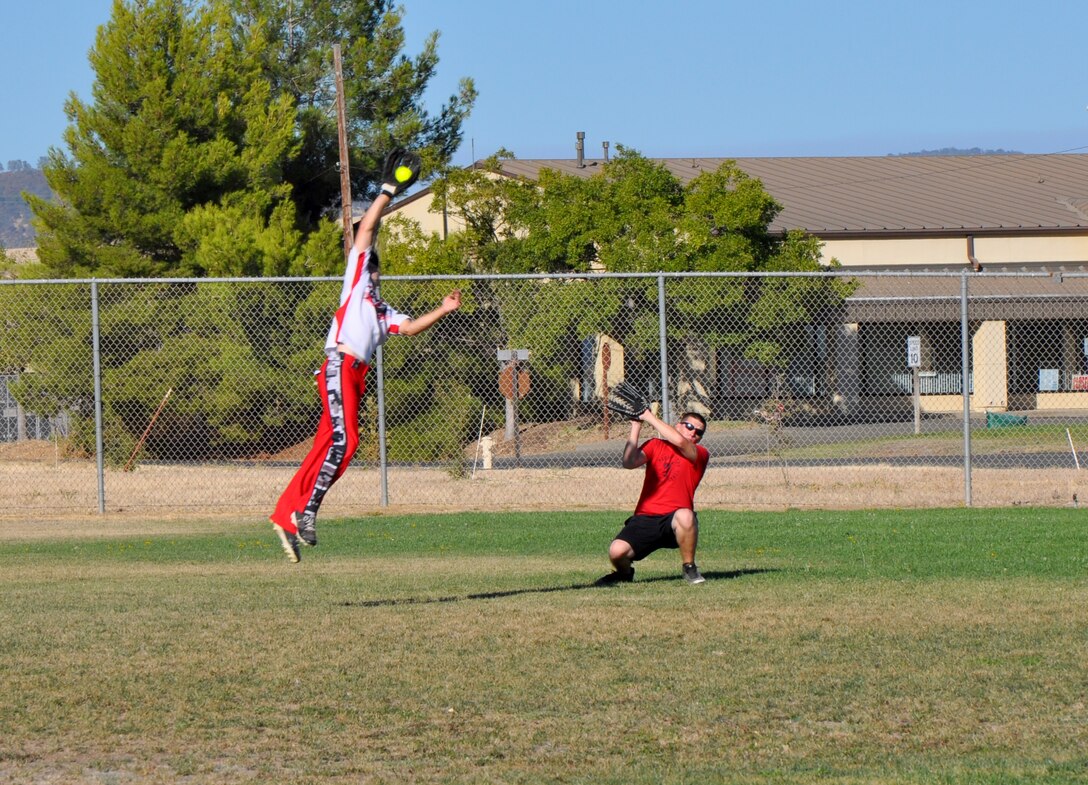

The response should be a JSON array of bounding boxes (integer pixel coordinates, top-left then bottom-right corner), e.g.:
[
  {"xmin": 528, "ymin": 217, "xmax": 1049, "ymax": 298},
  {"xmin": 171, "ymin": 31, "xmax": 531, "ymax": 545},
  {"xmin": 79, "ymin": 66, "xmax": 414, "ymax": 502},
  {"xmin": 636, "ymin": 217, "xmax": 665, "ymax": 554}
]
[
  {"xmin": 890, "ymin": 147, "xmax": 1022, "ymax": 157},
  {"xmin": 0, "ymin": 168, "xmax": 51, "ymax": 249}
]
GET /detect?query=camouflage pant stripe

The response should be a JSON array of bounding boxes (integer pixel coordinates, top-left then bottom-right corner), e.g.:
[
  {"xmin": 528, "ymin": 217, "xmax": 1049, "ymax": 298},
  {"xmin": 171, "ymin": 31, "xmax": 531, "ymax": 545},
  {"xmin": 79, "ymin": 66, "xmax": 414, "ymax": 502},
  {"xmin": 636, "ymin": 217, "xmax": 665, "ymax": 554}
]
[{"xmin": 305, "ymin": 351, "xmax": 347, "ymax": 516}]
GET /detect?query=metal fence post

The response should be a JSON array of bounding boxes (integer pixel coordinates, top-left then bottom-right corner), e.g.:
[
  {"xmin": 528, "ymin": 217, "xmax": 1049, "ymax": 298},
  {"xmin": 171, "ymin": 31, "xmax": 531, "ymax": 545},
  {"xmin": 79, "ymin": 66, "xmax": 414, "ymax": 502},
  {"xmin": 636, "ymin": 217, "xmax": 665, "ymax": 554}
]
[
  {"xmin": 960, "ymin": 271, "xmax": 972, "ymax": 507},
  {"xmin": 657, "ymin": 274, "xmax": 671, "ymax": 423},
  {"xmin": 90, "ymin": 281, "xmax": 106, "ymax": 514},
  {"xmin": 375, "ymin": 344, "xmax": 389, "ymax": 506}
]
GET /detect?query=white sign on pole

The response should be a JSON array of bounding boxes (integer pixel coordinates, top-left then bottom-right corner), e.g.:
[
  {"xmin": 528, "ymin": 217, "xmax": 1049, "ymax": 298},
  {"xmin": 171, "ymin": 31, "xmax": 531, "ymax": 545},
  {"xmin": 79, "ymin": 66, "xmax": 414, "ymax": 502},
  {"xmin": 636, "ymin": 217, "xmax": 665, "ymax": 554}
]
[
  {"xmin": 1083, "ymin": 337, "xmax": 1088, "ymax": 356},
  {"xmin": 906, "ymin": 336, "xmax": 922, "ymax": 369}
]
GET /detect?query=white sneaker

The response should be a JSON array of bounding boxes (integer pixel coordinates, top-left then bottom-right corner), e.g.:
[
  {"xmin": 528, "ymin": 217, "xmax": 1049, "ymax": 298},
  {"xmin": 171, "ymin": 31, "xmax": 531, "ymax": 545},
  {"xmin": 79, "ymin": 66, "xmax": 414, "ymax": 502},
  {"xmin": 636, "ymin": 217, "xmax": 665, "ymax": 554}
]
[
  {"xmin": 273, "ymin": 522, "xmax": 301, "ymax": 563},
  {"xmin": 682, "ymin": 563, "xmax": 705, "ymax": 584}
]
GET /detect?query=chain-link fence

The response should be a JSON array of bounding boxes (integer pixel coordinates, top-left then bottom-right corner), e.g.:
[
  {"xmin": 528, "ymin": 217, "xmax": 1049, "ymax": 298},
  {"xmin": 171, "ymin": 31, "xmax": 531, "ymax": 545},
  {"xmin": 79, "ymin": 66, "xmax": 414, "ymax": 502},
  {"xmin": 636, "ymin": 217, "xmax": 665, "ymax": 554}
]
[{"xmin": 3, "ymin": 271, "xmax": 1087, "ymax": 518}]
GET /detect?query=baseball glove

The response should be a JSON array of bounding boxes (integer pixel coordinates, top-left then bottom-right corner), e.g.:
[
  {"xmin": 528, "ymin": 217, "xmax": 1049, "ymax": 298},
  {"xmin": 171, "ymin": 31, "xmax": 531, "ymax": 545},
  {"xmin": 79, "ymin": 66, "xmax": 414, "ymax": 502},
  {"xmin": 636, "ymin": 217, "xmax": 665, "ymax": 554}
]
[
  {"xmin": 380, "ymin": 148, "xmax": 422, "ymax": 197},
  {"xmin": 606, "ymin": 380, "xmax": 651, "ymax": 420}
]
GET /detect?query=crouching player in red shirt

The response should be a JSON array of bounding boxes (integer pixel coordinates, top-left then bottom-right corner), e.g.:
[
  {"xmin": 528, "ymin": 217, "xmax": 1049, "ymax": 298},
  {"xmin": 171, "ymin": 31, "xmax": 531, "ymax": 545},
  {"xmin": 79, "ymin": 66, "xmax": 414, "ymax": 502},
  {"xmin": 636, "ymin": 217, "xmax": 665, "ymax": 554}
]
[{"xmin": 596, "ymin": 407, "xmax": 710, "ymax": 585}]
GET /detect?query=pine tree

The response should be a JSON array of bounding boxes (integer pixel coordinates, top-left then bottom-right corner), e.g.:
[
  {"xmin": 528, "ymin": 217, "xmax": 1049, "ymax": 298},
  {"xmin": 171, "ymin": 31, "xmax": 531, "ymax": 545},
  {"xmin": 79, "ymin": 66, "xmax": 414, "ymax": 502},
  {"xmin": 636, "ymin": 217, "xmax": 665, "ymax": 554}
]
[
  {"xmin": 28, "ymin": 0, "xmax": 475, "ymax": 278},
  {"xmin": 13, "ymin": 0, "xmax": 477, "ymax": 460},
  {"xmin": 232, "ymin": 0, "xmax": 476, "ymax": 232}
]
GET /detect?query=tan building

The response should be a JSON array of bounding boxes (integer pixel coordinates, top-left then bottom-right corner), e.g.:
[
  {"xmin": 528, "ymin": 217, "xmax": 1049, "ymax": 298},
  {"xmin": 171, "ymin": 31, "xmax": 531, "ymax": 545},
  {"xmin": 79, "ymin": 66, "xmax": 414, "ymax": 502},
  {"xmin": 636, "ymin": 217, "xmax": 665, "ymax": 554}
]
[
  {"xmin": 388, "ymin": 150, "xmax": 1088, "ymax": 416},
  {"xmin": 392, "ymin": 151, "xmax": 1088, "ymax": 268}
]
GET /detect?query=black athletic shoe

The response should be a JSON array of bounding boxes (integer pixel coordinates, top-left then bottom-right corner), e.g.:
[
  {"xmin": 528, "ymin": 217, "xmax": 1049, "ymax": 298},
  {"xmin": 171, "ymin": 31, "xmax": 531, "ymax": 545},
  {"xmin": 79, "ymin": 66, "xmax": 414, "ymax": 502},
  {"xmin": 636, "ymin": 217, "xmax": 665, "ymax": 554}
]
[
  {"xmin": 682, "ymin": 562, "xmax": 705, "ymax": 584},
  {"xmin": 273, "ymin": 522, "xmax": 301, "ymax": 563},
  {"xmin": 292, "ymin": 510, "xmax": 317, "ymax": 547},
  {"xmin": 594, "ymin": 567, "xmax": 635, "ymax": 586}
]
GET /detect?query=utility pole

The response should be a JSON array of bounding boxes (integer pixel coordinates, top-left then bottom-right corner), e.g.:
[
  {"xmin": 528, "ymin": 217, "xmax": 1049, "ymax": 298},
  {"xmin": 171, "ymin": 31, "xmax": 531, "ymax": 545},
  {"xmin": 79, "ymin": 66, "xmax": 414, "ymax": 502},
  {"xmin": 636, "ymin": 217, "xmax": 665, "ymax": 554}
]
[{"xmin": 333, "ymin": 44, "xmax": 353, "ymax": 255}]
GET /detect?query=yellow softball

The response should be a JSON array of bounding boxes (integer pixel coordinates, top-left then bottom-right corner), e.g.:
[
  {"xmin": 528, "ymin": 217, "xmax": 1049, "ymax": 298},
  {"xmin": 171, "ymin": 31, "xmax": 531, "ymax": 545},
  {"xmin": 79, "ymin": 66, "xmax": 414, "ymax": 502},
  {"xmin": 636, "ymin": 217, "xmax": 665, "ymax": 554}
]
[{"xmin": 395, "ymin": 165, "xmax": 414, "ymax": 183}]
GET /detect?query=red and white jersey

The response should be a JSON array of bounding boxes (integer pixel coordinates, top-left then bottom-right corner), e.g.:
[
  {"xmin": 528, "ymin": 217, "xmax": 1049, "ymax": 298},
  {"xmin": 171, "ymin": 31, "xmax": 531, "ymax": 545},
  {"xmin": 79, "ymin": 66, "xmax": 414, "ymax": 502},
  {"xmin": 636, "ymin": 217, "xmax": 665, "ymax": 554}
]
[
  {"xmin": 633, "ymin": 438, "xmax": 709, "ymax": 516},
  {"xmin": 323, "ymin": 245, "xmax": 410, "ymax": 362}
]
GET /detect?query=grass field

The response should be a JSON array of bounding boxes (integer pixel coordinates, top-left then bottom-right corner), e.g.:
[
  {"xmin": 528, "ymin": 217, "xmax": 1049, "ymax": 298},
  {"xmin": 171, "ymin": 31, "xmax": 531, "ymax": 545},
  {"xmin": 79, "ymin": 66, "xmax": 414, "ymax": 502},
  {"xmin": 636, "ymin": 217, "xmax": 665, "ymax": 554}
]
[{"xmin": 2, "ymin": 509, "xmax": 1087, "ymax": 784}]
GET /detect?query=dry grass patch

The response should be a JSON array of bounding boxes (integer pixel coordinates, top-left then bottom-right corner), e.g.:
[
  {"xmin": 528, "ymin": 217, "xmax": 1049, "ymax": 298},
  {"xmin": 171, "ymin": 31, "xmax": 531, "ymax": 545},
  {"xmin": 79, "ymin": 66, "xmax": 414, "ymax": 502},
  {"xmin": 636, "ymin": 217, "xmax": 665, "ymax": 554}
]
[
  {"xmin": 5, "ymin": 417, "xmax": 1088, "ymax": 519},
  {"xmin": 3, "ymin": 460, "xmax": 1086, "ymax": 521}
]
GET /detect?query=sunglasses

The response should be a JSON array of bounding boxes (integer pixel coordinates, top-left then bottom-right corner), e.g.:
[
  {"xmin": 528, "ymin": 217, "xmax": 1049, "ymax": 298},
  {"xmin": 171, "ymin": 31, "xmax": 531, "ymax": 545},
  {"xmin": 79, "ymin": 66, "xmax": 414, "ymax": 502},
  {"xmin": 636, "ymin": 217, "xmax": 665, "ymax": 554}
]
[{"xmin": 679, "ymin": 421, "xmax": 705, "ymax": 438}]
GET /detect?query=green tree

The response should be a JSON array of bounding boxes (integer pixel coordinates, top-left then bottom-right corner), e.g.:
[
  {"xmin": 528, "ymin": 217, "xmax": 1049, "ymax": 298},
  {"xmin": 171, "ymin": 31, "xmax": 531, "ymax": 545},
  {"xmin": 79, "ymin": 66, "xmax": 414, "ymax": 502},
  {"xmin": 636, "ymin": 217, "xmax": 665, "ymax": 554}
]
[
  {"xmin": 232, "ymin": 0, "xmax": 476, "ymax": 229},
  {"xmin": 28, "ymin": 0, "xmax": 300, "ymax": 277},
  {"xmin": 10, "ymin": 0, "xmax": 476, "ymax": 460},
  {"xmin": 27, "ymin": 0, "xmax": 476, "ymax": 279},
  {"xmin": 391, "ymin": 147, "xmax": 854, "ymax": 418},
  {"xmin": 424, "ymin": 150, "xmax": 540, "ymax": 274}
]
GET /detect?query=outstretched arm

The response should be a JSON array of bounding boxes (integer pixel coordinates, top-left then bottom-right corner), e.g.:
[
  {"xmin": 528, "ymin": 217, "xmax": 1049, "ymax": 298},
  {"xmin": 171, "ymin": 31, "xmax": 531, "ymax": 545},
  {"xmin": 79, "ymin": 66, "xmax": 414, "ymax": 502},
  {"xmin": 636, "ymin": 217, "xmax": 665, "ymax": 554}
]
[
  {"xmin": 399, "ymin": 290, "xmax": 461, "ymax": 336},
  {"xmin": 352, "ymin": 192, "xmax": 392, "ymax": 256}
]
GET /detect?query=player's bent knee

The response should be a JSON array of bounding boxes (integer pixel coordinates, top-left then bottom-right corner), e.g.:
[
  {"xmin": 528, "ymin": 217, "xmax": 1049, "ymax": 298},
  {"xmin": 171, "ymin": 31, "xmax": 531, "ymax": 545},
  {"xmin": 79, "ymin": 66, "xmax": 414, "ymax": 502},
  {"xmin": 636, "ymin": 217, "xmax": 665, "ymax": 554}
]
[
  {"xmin": 609, "ymin": 539, "xmax": 634, "ymax": 561},
  {"xmin": 672, "ymin": 509, "xmax": 696, "ymax": 532}
]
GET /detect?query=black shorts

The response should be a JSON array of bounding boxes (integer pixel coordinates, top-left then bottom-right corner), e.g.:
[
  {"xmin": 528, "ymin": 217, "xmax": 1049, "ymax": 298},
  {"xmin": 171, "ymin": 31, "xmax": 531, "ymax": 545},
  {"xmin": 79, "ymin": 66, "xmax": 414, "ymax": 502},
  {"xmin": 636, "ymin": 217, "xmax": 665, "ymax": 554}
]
[{"xmin": 614, "ymin": 512, "xmax": 697, "ymax": 561}]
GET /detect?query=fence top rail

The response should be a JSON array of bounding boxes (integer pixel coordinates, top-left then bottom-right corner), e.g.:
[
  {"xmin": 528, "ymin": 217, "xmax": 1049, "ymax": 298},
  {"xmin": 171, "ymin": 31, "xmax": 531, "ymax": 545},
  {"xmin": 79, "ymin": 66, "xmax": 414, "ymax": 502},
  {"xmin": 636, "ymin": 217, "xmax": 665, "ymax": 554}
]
[
  {"xmin": 0, "ymin": 270, "xmax": 1064, "ymax": 286},
  {"xmin": 855, "ymin": 293, "xmax": 1086, "ymax": 301}
]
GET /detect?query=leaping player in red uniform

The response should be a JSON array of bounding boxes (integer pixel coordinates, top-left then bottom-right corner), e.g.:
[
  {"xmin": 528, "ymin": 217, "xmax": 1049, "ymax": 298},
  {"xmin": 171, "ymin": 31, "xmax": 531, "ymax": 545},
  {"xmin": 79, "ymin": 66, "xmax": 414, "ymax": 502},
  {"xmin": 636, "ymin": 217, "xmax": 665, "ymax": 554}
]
[{"xmin": 270, "ymin": 149, "xmax": 461, "ymax": 563}]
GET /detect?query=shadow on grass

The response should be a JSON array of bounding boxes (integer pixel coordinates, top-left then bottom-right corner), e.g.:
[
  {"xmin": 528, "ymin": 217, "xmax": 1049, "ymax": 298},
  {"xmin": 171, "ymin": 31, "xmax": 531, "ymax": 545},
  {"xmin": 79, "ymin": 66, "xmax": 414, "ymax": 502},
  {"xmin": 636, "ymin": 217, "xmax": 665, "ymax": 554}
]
[{"xmin": 340, "ymin": 567, "xmax": 778, "ymax": 608}]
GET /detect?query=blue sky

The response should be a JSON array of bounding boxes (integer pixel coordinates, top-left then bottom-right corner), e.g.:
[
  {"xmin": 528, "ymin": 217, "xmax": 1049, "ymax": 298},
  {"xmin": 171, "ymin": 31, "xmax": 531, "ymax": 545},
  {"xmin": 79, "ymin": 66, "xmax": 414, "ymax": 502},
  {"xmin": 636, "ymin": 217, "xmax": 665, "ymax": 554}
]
[{"xmin": 3, "ymin": 0, "xmax": 1086, "ymax": 167}]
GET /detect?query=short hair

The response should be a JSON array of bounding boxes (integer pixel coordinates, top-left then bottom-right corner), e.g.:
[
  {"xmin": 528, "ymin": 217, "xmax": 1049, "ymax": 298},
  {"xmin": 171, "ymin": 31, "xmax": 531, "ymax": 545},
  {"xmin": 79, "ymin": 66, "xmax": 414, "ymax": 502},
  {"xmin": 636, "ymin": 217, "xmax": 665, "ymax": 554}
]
[{"xmin": 680, "ymin": 412, "xmax": 707, "ymax": 428}]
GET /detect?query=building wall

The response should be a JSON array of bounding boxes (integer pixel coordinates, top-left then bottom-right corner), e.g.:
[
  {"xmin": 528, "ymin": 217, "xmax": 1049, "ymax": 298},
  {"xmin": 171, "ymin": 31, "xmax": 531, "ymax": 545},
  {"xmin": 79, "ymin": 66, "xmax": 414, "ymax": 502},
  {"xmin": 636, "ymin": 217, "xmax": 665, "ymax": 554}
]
[
  {"xmin": 1037, "ymin": 392, "xmax": 1088, "ymax": 410},
  {"xmin": 820, "ymin": 235, "xmax": 1088, "ymax": 268},
  {"xmin": 973, "ymin": 235, "xmax": 1088, "ymax": 265},
  {"xmin": 821, "ymin": 238, "xmax": 968, "ymax": 267},
  {"xmin": 386, "ymin": 190, "xmax": 462, "ymax": 239},
  {"xmin": 972, "ymin": 321, "xmax": 1009, "ymax": 411}
]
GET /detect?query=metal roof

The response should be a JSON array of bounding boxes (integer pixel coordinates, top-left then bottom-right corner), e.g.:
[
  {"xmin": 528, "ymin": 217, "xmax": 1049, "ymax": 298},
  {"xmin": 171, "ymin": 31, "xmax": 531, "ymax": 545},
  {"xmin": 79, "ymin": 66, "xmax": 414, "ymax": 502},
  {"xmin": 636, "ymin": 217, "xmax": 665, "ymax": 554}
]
[
  {"xmin": 496, "ymin": 154, "xmax": 1088, "ymax": 236},
  {"xmin": 843, "ymin": 270, "xmax": 1088, "ymax": 321}
]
